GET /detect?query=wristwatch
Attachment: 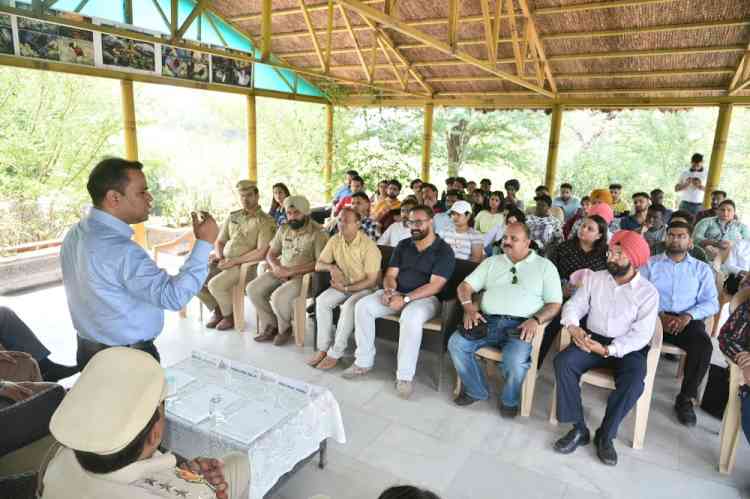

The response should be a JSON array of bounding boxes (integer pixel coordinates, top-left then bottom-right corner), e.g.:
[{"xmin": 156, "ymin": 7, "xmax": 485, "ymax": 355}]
[
  {"xmin": 403, "ymin": 295, "xmax": 412, "ymax": 304},
  {"xmin": 604, "ymin": 345, "xmax": 616, "ymax": 358}
]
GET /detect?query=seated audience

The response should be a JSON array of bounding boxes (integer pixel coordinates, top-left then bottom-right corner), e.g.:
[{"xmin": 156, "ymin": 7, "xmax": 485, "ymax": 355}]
[
  {"xmin": 484, "ymin": 208, "xmax": 526, "ymax": 256},
  {"xmin": 372, "ymin": 180, "xmax": 402, "ymax": 223},
  {"xmin": 410, "ymin": 178, "xmax": 424, "ymax": 204},
  {"xmin": 0, "ymin": 306, "xmax": 78, "ymax": 382},
  {"xmin": 351, "ymin": 192, "xmax": 381, "ymax": 241},
  {"xmin": 538, "ymin": 214, "xmax": 610, "ymax": 367},
  {"xmin": 248, "ymin": 196, "xmax": 328, "ymax": 346},
  {"xmin": 649, "ymin": 188, "xmax": 673, "ymax": 223},
  {"xmin": 552, "ymin": 182, "xmax": 581, "ymax": 223},
  {"xmin": 535, "ymin": 185, "xmax": 550, "ymax": 198},
  {"xmin": 419, "ymin": 182, "xmax": 441, "ymax": 213},
  {"xmin": 553, "ymin": 231, "xmax": 658, "ymax": 466},
  {"xmin": 651, "ymin": 210, "xmax": 709, "ymax": 262},
  {"xmin": 590, "ymin": 188, "xmax": 614, "ymax": 207},
  {"xmin": 696, "ymin": 189, "xmax": 727, "ymax": 223},
  {"xmin": 718, "ymin": 297, "xmax": 750, "ymax": 445},
  {"xmin": 526, "ymin": 194, "xmax": 563, "ymax": 252},
  {"xmin": 479, "ymin": 178, "xmax": 492, "ymax": 198},
  {"xmin": 372, "ymin": 179, "xmax": 389, "ymax": 204},
  {"xmin": 198, "ymin": 182, "xmax": 276, "ymax": 331},
  {"xmin": 343, "ymin": 206, "xmax": 455, "ymax": 400},
  {"xmin": 693, "ymin": 199, "xmax": 750, "ymax": 259},
  {"xmin": 675, "ymin": 153, "xmax": 706, "ymax": 216},
  {"xmin": 471, "ymin": 189, "xmax": 488, "ymax": 217},
  {"xmin": 441, "ymin": 200, "xmax": 484, "ymax": 263},
  {"xmin": 41, "ymin": 348, "xmax": 249, "ymax": 498},
  {"xmin": 307, "ymin": 208, "xmax": 381, "ymax": 370},
  {"xmin": 502, "ymin": 179, "xmax": 524, "ymax": 211},
  {"xmin": 332, "ymin": 169, "xmax": 358, "ymax": 205},
  {"xmin": 268, "ymin": 182, "xmax": 290, "ymax": 226},
  {"xmin": 619, "ymin": 192, "xmax": 651, "ymax": 231},
  {"xmin": 379, "ymin": 199, "xmax": 417, "ymax": 247},
  {"xmin": 474, "ymin": 191, "xmax": 505, "ymax": 234},
  {"xmin": 642, "ymin": 205, "xmax": 667, "ymax": 247},
  {"xmin": 609, "ymin": 183, "xmax": 630, "ymax": 217},
  {"xmin": 562, "ymin": 195, "xmax": 591, "ymax": 240},
  {"xmin": 467, "ymin": 180, "xmax": 478, "ymax": 194},
  {"xmin": 333, "ymin": 175, "xmax": 366, "ymax": 216},
  {"xmin": 438, "ymin": 177, "xmax": 454, "ymax": 211},
  {"xmin": 449, "ymin": 223, "xmax": 562, "ymax": 417},
  {"xmin": 641, "ymin": 221, "xmax": 719, "ymax": 426},
  {"xmin": 434, "ymin": 189, "xmax": 461, "ymax": 236}
]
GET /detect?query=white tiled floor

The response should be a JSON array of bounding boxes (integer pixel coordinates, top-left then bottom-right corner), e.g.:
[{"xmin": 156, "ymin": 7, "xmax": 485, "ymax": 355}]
[{"xmin": 3, "ymin": 284, "xmax": 750, "ymax": 499}]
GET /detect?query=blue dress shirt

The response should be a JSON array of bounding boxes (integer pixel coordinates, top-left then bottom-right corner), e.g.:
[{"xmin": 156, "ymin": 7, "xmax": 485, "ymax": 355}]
[
  {"xmin": 332, "ymin": 184, "xmax": 352, "ymax": 204},
  {"xmin": 61, "ymin": 208, "xmax": 212, "ymax": 345},
  {"xmin": 640, "ymin": 253, "xmax": 719, "ymax": 320}
]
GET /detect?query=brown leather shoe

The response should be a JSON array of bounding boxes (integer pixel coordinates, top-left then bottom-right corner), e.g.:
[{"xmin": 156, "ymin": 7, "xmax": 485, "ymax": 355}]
[
  {"xmin": 216, "ymin": 315, "xmax": 235, "ymax": 331},
  {"xmin": 273, "ymin": 328, "xmax": 292, "ymax": 346},
  {"xmin": 254, "ymin": 325, "xmax": 278, "ymax": 342},
  {"xmin": 205, "ymin": 309, "xmax": 222, "ymax": 329}
]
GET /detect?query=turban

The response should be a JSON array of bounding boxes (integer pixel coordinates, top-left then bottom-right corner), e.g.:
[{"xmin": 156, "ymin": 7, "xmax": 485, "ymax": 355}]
[
  {"xmin": 283, "ymin": 195, "xmax": 311, "ymax": 215},
  {"xmin": 587, "ymin": 202, "xmax": 614, "ymax": 225},
  {"xmin": 609, "ymin": 230, "xmax": 650, "ymax": 268},
  {"xmin": 590, "ymin": 189, "xmax": 614, "ymax": 206}
]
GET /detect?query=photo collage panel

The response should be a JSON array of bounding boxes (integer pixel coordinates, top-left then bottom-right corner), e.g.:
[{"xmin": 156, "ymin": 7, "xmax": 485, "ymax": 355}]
[{"xmin": 17, "ymin": 16, "xmax": 93, "ymax": 65}]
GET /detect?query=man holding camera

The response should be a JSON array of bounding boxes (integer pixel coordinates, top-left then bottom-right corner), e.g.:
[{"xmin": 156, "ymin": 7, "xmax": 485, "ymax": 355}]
[
  {"xmin": 675, "ymin": 153, "xmax": 707, "ymax": 216},
  {"xmin": 448, "ymin": 223, "xmax": 562, "ymax": 418}
]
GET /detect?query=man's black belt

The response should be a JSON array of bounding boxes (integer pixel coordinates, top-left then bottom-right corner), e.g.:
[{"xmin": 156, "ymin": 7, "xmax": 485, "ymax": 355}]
[{"xmin": 78, "ymin": 336, "xmax": 155, "ymax": 349}]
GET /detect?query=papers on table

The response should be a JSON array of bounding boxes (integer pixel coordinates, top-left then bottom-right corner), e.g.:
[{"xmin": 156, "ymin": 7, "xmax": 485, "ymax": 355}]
[
  {"xmin": 167, "ymin": 384, "xmax": 242, "ymax": 425},
  {"xmin": 164, "ymin": 369, "xmax": 197, "ymax": 396},
  {"xmin": 214, "ymin": 404, "xmax": 290, "ymax": 445}
]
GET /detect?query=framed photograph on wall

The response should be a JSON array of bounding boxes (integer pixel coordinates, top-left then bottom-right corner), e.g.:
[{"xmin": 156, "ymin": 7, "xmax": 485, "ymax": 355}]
[
  {"xmin": 211, "ymin": 55, "xmax": 252, "ymax": 88},
  {"xmin": 162, "ymin": 46, "xmax": 209, "ymax": 82},
  {"xmin": 0, "ymin": 14, "xmax": 12, "ymax": 55},
  {"xmin": 101, "ymin": 33, "xmax": 155, "ymax": 72}
]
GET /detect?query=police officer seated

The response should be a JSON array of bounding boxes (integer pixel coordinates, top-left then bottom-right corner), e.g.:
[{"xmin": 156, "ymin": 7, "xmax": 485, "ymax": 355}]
[{"xmin": 40, "ymin": 348, "xmax": 249, "ymax": 498}]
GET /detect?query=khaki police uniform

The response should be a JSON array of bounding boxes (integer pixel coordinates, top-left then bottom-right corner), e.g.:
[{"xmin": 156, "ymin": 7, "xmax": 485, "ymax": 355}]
[
  {"xmin": 247, "ymin": 218, "xmax": 328, "ymax": 334},
  {"xmin": 41, "ymin": 348, "xmax": 250, "ymax": 499},
  {"xmin": 197, "ymin": 206, "xmax": 276, "ymax": 316}
]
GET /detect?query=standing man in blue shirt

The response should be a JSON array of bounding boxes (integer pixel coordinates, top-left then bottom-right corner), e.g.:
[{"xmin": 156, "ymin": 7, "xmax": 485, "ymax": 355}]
[
  {"xmin": 61, "ymin": 158, "xmax": 218, "ymax": 369},
  {"xmin": 640, "ymin": 220, "xmax": 719, "ymax": 426},
  {"xmin": 552, "ymin": 183, "xmax": 581, "ymax": 223}
]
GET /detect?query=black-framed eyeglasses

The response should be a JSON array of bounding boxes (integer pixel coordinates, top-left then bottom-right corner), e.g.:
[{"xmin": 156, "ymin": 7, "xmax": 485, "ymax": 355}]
[{"xmin": 510, "ymin": 267, "xmax": 518, "ymax": 285}]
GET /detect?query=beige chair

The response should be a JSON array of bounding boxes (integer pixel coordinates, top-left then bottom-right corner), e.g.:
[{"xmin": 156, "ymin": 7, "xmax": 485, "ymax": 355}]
[
  {"xmin": 453, "ymin": 321, "xmax": 549, "ymax": 417},
  {"xmin": 717, "ymin": 286, "xmax": 750, "ymax": 474},
  {"xmin": 153, "ymin": 230, "xmax": 196, "ymax": 319},
  {"xmin": 549, "ymin": 321, "xmax": 663, "ymax": 450},
  {"xmin": 250, "ymin": 268, "xmax": 313, "ymax": 345}
]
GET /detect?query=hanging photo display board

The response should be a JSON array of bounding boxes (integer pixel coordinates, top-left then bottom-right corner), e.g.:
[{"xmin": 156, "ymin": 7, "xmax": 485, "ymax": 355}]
[{"xmin": 0, "ymin": 10, "xmax": 254, "ymax": 88}]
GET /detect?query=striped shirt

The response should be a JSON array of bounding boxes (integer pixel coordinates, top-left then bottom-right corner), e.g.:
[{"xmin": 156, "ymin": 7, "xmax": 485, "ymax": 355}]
[{"xmin": 441, "ymin": 228, "xmax": 484, "ymax": 261}]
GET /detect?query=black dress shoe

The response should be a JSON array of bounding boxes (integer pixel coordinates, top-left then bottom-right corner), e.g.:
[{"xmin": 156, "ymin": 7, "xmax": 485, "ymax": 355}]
[
  {"xmin": 454, "ymin": 391, "xmax": 478, "ymax": 407},
  {"xmin": 595, "ymin": 433, "xmax": 618, "ymax": 466},
  {"xmin": 674, "ymin": 396, "xmax": 697, "ymax": 427},
  {"xmin": 553, "ymin": 427, "xmax": 591, "ymax": 454},
  {"xmin": 41, "ymin": 362, "xmax": 80, "ymax": 382},
  {"xmin": 498, "ymin": 402, "xmax": 519, "ymax": 418}
]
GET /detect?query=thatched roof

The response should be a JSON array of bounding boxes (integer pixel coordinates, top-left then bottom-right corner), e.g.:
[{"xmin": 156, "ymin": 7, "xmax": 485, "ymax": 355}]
[{"xmin": 211, "ymin": 0, "xmax": 750, "ymax": 106}]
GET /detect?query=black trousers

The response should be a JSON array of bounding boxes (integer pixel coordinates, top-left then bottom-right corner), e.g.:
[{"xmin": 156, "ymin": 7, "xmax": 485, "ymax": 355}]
[
  {"xmin": 0, "ymin": 306, "xmax": 50, "ymax": 361},
  {"xmin": 76, "ymin": 336, "xmax": 160, "ymax": 370},
  {"xmin": 554, "ymin": 332, "xmax": 648, "ymax": 441},
  {"xmin": 662, "ymin": 317, "xmax": 712, "ymax": 400}
]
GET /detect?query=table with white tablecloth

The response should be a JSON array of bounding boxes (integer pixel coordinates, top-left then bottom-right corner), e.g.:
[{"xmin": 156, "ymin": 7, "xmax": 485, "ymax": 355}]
[{"xmin": 161, "ymin": 351, "xmax": 346, "ymax": 499}]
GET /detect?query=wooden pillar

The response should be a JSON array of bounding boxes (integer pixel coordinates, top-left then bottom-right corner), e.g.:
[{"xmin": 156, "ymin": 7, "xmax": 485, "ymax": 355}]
[
  {"xmin": 120, "ymin": 79, "xmax": 146, "ymax": 247},
  {"xmin": 544, "ymin": 104, "xmax": 563, "ymax": 192},
  {"xmin": 704, "ymin": 103, "xmax": 733, "ymax": 208},
  {"xmin": 324, "ymin": 103, "xmax": 334, "ymax": 202},
  {"xmin": 260, "ymin": 0, "xmax": 272, "ymax": 61},
  {"xmin": 421, "ymin": 102, "xmax": 434, "ymax": 182},
  {"xmin": 247, "ymin": 94, "xmax": 258, "ymax": 182}
]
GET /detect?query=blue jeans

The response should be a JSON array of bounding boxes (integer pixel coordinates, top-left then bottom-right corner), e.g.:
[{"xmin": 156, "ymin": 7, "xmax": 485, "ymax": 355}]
[
  {"xmin": 448, "ymin": 316, "xmax": 532, "ymax": 407},
  {"xmin": 679, "ymin": 200, "xmax": 703, "ymax": 216},
  {"xmin": 741, "ymin": 389, "xmax": 750, "ymax": 446}
]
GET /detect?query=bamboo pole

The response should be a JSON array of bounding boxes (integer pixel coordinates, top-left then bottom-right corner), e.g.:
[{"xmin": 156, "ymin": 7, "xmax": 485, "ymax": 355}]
[
  {"xmin": 247, "ymin": 94, "xmax": 258, "ymax": 182},
  {"xmin": 544, "ymin": 104, "xmax": 563, "ymax": 191},
  {"xmin": 704, "ymin": 103, "xmax": 733, "ymax": 208},
  {"xmin": 325, "ymin": 104, "xmax": 334, "ymax": 202},
  {"xmin": 120, "ymin": 80, "xmax": 146, "ymax": 248},
  {"xmin": 421, "ymin": 103, "xmax": 434, "ymax": 182},
  {"xmin": 261, "ymin": 0, "xmax": 272, "ymax": 61}
]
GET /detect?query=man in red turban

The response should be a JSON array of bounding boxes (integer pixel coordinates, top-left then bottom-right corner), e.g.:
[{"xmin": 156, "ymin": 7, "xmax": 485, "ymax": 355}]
[{"xmin": 551, "ymin": 230, "xmax": 659, "ymax": 467}]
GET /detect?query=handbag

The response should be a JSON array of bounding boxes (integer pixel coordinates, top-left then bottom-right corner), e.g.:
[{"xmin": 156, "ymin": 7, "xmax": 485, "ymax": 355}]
[{"xmin": 700, "ymin": 364, "xmax": 730, "ymax": 419}]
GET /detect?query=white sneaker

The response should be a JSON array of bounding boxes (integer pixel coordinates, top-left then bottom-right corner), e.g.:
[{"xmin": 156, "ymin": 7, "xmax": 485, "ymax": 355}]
[
  {"xmin": 341, "ymin": 364, "xmax": 370, "ymax": 380},
  {"xmin": 396, "ymin": 380, "xmax": 413, "ymax": 399}
]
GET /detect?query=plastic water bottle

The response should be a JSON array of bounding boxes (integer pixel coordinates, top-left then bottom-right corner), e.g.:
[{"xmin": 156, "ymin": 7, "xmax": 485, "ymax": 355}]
[
  {"xmin": 218, "ymin": 360, "xmax": 232, "ymax": 387},
  {"xmin": 209, "ymin": 394, "xmax": 225, "ymax": 424}
]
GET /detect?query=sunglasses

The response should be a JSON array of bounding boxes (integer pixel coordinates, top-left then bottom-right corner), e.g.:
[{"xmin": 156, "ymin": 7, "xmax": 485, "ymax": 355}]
[{"xmin": 510, "ymin": 267, "xmax": 518, "ymax": 285}]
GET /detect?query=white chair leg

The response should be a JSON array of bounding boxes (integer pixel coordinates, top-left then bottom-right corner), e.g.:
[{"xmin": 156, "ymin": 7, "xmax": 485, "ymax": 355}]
[
  {"xmin": 233, "ymin": 285, "xmax": 245, "ymax": 333},
  {"xmin": 549, "ymin": 380, "xmax": 559, "ymax": 425},
  {"xmin": 632, "ymin": 376, "xmax": 656, "ymax": 450},
  {"xmin": 521, "ymin": 365, "xmax": 536, "ymax": 418},
  {"xmin": 719, "ymin": 367, "xmax": 742, "ymax": 474}
]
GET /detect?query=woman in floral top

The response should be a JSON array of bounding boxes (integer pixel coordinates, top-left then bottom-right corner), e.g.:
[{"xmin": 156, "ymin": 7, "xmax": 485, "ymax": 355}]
[{"xmin": 718, "ymin": 296, "xmax": 750, "ymax": 444}]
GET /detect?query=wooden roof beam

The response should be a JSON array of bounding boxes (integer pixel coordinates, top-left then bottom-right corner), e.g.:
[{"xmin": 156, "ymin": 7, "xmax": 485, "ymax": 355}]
[
  {"xmin": 338, "ymin": 4, "xmax": 371, "ymax": 81},
  {"xmin": 517, "ymin": 0, "xmax": 556, "ymax": 93},
  {"xmin": 448, "ymin": 0, "xmax": 460, "ymax": 51},
  {"xmin": 173, "ymin": 0, "xmax": 207, "ymax": 42},
  {"xmin": 336, "ymin": 0, "xmax": 553, "ymax": 97},
  {"xmin": 298, "ymin": 0, "xmax": 327, "ymax": 71},
  {"xmin": 479, "ymin": 0, "xmax": 496, "ymax": 64},
  {"xmin": 729, "ymin": 43, "xmax": 750, "ymax": 95},
  {"xmin": 534, "ymin": 0, "xmax": 676, "ymax": 15}
]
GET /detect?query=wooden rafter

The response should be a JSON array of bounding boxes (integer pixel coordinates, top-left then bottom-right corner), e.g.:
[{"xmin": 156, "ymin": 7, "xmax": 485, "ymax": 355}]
[
  {"xmin": 337, "ymin": 0, "xmax": 552, "ymax": 97},
  {"xmin": 149, "ymin": 0, "xmax": 171, "ymax": 32},
  {"xmin": 338, "ymin": 5, "xmax": 371, "ymax": 82},
  {"xmin": 479, "ymin": 0, "xmax": 496, "ymax": 64},
  {"xmin": 448, "ymin": 0, "xmax": 460, "ymax": 51},
  {"xmin": 325, "ymin": 0, "xmax": 335, "ymax": 72},
  {"xmin": 534, "ymin": 0, "xmax": 675, "ymax": 15},
  {"xmin": 505, "ymin": 0, "xmax": 524, "ymax": 77},
  {"xmin": 377, "ymin": 33, "xmax": 406, "ymax": 90},
  {"xmin": 73, "ymin": 0, "xmax": 90, "ymax": 13},
  {"xmin": 729, "ymin": 40, "xmax": 750, "ymax": 95},
  {"xmin": 261, "ymin": 0, "xmax": 272, "ymax": 61},
  {"xmin": 174, "ymin": 0, "xmax": 207, "ymax": 41},
  {"xmin": 517, "ymin": 0, "xmax": 556, "ymax": 93},
  {"xmin": 170, "ymin": 0, "xmax": 178, "ymax": 37},
  {"xmin": 491, "ymin": 0, "xmax": 503, "ymax": 63},
  {"xmin": 298, "ymin": 0, "xmax": 327, "ymax": 71}
]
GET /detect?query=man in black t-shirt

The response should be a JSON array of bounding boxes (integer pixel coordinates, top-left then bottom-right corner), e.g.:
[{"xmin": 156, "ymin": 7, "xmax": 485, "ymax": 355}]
[{"xmin": 342, "ymin": 206, "xmax": 455, "ymax": 399}]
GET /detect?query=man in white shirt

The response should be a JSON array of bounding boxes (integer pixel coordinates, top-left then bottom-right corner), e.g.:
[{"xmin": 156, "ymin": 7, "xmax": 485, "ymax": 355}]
[
  {"xmin": 675, "ymin": 153, "xmax": 707, "ymax": 216},
  {"xmin": 440, "ymin": 200, "xmax": 484, "ymax": 262},
  {"xmin": 378, "ymin": 200, "xmax": 417, "ymax": 247},
  {"xmin": 552, "ymin": 230, "xmax": 658, "ymax": 467}
]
